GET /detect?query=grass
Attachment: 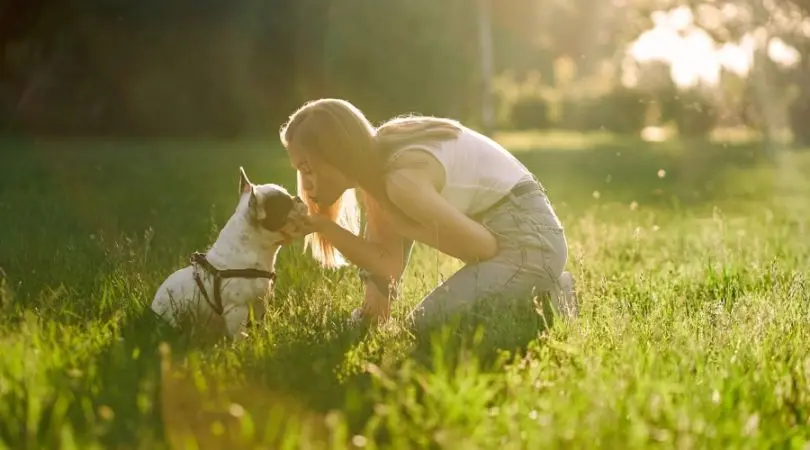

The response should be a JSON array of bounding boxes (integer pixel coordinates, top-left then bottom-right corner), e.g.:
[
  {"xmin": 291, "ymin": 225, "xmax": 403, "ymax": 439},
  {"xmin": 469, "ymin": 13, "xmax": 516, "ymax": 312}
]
[{"xmin": 1, "ymin": 130, "xmax": 809, "ymax": 449}]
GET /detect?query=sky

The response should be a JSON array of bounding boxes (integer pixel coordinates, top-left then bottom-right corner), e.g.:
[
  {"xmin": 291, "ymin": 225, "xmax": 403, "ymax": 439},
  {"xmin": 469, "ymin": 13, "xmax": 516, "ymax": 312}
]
[{"xmin": 625, "ymin": 6, "xmax": 802, "ymax": 88}]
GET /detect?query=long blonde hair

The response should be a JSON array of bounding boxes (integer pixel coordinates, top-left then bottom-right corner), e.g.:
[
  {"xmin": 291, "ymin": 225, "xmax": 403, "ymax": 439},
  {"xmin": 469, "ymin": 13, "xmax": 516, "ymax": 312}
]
[{"xmin": 279, "ymin": 98, "xmax": 462, "ymax": 268}]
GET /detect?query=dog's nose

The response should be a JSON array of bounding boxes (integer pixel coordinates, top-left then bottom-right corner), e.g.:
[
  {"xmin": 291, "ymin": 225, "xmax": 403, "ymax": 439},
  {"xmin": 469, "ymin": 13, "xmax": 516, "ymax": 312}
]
[{"xmin": 292, "ymin": 196, "xmax": 304, "ymax": 204}]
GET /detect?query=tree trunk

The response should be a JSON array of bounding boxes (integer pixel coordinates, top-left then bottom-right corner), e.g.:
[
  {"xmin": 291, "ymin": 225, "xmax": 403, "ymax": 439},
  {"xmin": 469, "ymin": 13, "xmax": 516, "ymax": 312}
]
[{"xmin": 476, "ymin": 0, "xmax": 495, "ymax": 135}]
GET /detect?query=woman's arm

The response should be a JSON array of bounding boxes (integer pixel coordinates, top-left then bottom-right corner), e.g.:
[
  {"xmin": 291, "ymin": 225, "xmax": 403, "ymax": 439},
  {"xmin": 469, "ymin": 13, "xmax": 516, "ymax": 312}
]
[
  {"xmin": 307, "ymin": 199, "xmax": 409, "ymax": 323},
  {"xmin": 385, "ymin": 169, "xmax": 499, "ymax": 263},
  {"xmin": 357, "ymin": 203, "xmax": 414, "ymax": 322},
  {"xmin": 310, "ymin": 198, "xmax": 409, "ymax": 281}
]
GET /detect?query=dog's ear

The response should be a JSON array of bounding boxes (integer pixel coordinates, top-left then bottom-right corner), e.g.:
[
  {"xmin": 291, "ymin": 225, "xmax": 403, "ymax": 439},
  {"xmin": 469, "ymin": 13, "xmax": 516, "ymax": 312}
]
[
  {"xmin": 239, "ymin": 166, "xmax": 253, "ymax": 196},
  {"xmin": 239, "ymin": 167, "xmax": 260, "ymax": 219},
  {"xmin": 248, "ymin": 190, "xmax": 259, "ymax": 218}
]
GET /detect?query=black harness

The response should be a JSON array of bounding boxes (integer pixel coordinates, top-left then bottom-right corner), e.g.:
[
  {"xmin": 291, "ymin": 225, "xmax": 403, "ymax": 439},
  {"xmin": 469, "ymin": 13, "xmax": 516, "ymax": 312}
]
[{"xmin": 189, "ymin": 251, "xmax": 276, "ymax": 318}]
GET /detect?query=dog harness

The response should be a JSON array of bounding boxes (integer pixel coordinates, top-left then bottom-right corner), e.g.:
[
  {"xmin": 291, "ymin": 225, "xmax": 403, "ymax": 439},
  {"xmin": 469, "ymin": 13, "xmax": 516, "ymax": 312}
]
[{"xmin": 189, "ymin": 251, "xmax": 276, "ymax": 318}]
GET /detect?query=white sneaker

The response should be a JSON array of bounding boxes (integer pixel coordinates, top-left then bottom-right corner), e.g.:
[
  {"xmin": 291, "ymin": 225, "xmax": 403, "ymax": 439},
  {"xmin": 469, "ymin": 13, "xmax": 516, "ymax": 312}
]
[{"xmin": 552, "ymin": 271, "xmax": 578, "ymax": 318}]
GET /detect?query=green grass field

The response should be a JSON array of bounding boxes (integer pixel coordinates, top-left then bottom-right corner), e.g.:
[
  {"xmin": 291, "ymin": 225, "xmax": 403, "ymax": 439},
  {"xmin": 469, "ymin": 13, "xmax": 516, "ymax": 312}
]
[{"xmin": 1, "ymin": 132, "xmax": 809, "ymax": 449}]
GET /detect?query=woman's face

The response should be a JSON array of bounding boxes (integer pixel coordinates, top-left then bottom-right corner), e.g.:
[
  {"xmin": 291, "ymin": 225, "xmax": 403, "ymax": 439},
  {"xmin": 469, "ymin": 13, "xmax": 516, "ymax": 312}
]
[{"xmin": 287, "ymin": 144, "xmax": 351, "ymax": 209}]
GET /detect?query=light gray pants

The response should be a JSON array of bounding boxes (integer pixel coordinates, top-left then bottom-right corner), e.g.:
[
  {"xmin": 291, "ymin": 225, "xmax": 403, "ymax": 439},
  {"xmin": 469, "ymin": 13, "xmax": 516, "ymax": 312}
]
[{"xmin": 385, "ymin": 178, "xmax": 570, "ymax": 333}]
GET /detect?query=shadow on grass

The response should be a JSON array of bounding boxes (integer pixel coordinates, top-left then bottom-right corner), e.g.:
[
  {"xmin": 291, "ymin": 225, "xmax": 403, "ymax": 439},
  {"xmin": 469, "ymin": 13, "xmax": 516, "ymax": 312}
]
[
  {"xmin": 0, "ymin": 308, "xmax": 176, "ymax": 448},
  {"xmin": 407, "ymin": 292, "xmax": 560, "ymax": 370},
  {"xmin": 0, "ymin": 278, "xmax": 567, "ymax": 448},
  {"xmin": 0, "ymin": 303, "xmax": 342, "ymax": 448}
]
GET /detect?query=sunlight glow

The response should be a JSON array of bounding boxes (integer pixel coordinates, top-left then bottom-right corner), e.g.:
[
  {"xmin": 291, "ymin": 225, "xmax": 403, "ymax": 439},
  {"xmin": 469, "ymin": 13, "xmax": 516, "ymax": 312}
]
[
  {"xmin": 768, "ymin": 37, "xmax": 801, "ymax": 67},
  {"xmin": 625, "ymin": 6, "xmax": 802, "ymax": 88}
]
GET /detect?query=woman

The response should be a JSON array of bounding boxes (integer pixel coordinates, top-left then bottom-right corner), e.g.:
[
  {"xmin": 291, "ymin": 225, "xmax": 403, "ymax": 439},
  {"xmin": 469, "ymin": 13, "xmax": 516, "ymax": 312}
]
[{"xmin": 279, "ymin": 98, "xmax": 577, "ymax": 332}]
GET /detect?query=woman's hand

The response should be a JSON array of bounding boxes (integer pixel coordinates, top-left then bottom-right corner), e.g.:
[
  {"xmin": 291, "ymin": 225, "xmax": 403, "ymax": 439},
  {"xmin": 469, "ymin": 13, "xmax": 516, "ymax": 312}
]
[
  {"xmin": 361, "ymin": 298, "xmax": 391, "ymax": 325},
  {"xmin": 358, "ymin": 280, "xmax": 392, "ymax": 326},
  {"xmin": 279, "ymin": 207, "xmax": 329, "ymax": 240}
]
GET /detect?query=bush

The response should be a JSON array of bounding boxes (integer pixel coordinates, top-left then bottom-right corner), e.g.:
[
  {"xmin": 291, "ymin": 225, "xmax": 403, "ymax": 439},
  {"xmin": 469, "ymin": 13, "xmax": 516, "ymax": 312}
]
[
  {"xmin": 662, "ymin": 90, "xmax": 718, "ymax": 138},
  {"xmin": 509, "ymin": 96, "xmax": 551, "ymax": 130},
  {"xmin": 589, "ymin": 87, "xmax": 647, "ymax": 134},
  {"xmin": 557, "ymin": 98, "xmax": 602, "ymax": 132}
]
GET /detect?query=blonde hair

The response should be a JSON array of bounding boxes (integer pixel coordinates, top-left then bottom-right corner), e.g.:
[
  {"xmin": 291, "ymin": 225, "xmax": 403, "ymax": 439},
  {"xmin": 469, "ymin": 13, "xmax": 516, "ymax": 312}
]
[{"xmin": 279, "ymin": 98, "xmax": 462, "ymax": 268}]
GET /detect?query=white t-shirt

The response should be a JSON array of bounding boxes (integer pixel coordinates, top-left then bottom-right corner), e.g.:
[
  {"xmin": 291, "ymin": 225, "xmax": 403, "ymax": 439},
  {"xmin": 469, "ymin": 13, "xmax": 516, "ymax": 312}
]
[{"xmin": 389, "ymin": 125, "xmax": 533, "ymax": 216}]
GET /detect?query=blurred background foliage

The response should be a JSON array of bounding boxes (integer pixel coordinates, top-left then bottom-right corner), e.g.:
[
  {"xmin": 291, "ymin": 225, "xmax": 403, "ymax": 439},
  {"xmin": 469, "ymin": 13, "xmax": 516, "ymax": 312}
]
[{"xmin": 1, "ymin": 0, "xmax": 809, "ymax": 145}]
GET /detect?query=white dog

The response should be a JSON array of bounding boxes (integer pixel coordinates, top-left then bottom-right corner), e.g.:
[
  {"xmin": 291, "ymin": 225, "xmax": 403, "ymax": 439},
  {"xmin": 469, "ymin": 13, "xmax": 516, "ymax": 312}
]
[{"xmin": 151, "ymin": 167, "xmax": 306, "ymax": 339}]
